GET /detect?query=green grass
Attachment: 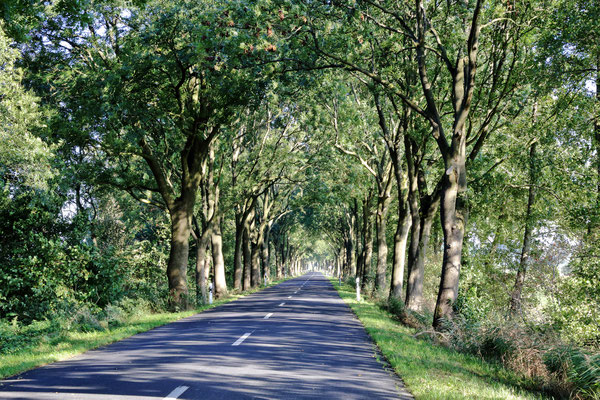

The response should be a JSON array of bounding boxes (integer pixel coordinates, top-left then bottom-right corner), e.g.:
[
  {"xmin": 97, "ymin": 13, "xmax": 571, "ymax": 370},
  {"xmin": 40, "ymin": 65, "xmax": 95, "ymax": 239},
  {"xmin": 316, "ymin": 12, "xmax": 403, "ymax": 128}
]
[
  {"xmin": 330, "ymin": 279, "xmax": 552, "ymax": 400},
  {"xmin": 0, "ymin": 277, "xmax": 292, "ymax": 380}
]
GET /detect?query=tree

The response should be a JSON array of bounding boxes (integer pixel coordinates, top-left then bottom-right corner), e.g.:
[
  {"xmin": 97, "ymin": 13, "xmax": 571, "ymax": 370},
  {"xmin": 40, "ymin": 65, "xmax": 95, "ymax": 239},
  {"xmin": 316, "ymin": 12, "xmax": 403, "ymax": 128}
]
[
  {"xmin": 29, "ymin": 0, "xmax": 269, "ymax": 308},
  {"xmin": 0, "ymin": 23, "xmax": 53, "ymax": 189}
]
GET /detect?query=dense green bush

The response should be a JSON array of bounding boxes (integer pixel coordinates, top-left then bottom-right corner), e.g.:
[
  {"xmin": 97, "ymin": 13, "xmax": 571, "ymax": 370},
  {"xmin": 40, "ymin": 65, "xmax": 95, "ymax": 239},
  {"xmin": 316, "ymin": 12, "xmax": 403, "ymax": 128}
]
[
  {"xmin": 0, "ymin": 179, "xmax": 171, "ymax": 323},
  {"xmin": 0, "ymin": 189, "xmax": 66, "ymax": 321}
]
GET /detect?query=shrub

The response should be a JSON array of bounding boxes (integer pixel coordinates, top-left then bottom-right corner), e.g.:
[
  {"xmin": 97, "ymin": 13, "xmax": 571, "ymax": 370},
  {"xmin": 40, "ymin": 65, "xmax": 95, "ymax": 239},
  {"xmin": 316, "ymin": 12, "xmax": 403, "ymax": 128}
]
[
  {"xmin": 382, "ymin": 296, "xmax": 425, "ymax": 330},
  {"xmin": 117, "ymin": 297, "xmax": 152, "ymax": 318},
  {"xmin": 0, "ymin": 318, "xmax": 60, "ymax": 355},
  {"xmin": 101, "ymin": 304, "xmax": 126, "ymax": 328},
  {"xmin": 545, "ymin": 346, "xmax": 600, "ymax": 399},
  {"xmin": 70, "ymin": 306, "xmax": 105, "ymax": 333}
]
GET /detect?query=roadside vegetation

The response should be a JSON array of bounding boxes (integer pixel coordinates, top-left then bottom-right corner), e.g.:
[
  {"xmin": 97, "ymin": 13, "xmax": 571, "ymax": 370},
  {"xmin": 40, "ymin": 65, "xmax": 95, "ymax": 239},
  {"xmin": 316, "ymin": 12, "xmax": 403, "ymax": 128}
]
[
  {"xmin": 333, "ymin": 277, "xmax": 599, "ymax": 400},
  {"xmin": 1, "ymin": 0, "xmax": 599, "ymax": 397},
  {"xmin": 0, "ymin": 279, "xmax": 289, "ymax": 379},
  {"xmin": 332, "ymin": 278, "xmax": 550, "ymax": 400}
]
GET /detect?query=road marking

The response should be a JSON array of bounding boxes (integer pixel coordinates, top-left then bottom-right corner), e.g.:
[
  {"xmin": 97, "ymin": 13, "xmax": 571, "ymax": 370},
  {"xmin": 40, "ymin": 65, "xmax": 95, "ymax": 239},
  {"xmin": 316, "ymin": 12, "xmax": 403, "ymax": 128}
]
[
  {"xmin": 232, "ymin": 332, "xmax": 252, "ymax": 346},
  {"xmin": 294, "ymin": 291, "xmax": 298, "ymax": 294},
  {"xmin": 164, "ymin": 385, "xmax": 189, "ymax": 400},
  {"xmin": 287, "ymin": 296, "xmax": 292, "ymax": 299},
  {"xmin": 300, "ymin": 276, "xmax": 311, "ymax": 288},
  {"xmin": 279, "ymin": 302, "xmax": 285, "ymax": 306},
  {"xmin": 264, "ymin": 312, "xmax": 273, "ymax": 319}
]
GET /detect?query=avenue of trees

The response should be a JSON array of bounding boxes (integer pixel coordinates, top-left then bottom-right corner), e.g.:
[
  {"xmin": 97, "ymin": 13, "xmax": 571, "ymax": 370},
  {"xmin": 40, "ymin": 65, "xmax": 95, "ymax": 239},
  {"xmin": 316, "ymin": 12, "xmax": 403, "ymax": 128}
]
[{"xmin": 1, "ymin": 0, "xmax": 599, "ymax": 396}]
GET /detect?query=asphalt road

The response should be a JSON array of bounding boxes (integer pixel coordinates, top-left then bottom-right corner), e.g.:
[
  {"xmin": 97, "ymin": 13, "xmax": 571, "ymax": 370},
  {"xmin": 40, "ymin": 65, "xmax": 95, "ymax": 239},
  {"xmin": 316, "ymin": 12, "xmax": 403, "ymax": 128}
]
[{"xmin": 0, "ymin": 272, "xmax": 413, "ymax": 400}]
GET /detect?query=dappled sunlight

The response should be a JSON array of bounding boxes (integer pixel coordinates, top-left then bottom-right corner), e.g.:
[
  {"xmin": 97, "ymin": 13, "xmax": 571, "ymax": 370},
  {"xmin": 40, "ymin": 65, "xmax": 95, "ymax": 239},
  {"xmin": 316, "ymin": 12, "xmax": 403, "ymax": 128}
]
[{"xmin": 1, "ymin": 274, "xmax": 411, "ymax": 399}]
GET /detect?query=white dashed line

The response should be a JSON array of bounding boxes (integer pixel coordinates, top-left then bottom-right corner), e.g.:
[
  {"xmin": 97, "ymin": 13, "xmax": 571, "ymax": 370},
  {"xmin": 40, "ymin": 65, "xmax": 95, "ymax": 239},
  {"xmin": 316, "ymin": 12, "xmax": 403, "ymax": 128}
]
[
  {"xmin": 232, "ymin": 332, "xmax": 252, "ymax": 346},
  {"xmin": 287, "ymin": 296, "xmax": 292, "ymax": 299},
  {"xmin": 163, "ymin": 385, "xmax": 189, "ymax": 400},
  {"xmin": 279, "ymin": 302, "xmax": 285, "ymax": 306},
  {"xmin": 264, "ymin": 313, "xmax": 273, "ymax": 319}
]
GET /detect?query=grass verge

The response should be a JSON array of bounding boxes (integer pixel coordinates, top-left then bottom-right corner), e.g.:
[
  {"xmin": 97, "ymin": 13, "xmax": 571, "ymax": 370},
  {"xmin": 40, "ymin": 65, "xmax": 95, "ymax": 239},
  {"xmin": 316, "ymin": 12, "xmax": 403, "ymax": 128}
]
[
  {"xmin": 0, "ymin": 277, "xmax": 292, "ymax": 380},
  {"xmin": 330, "ymin": 278, "xmax": 551, "ymax": 400}
]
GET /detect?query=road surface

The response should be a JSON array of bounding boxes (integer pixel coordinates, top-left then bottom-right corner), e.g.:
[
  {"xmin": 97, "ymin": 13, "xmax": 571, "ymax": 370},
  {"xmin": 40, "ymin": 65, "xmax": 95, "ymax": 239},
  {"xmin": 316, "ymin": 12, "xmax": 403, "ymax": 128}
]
[{"xmin": 0, "ymin": 272, "xmax": 412, "ymax": 399}]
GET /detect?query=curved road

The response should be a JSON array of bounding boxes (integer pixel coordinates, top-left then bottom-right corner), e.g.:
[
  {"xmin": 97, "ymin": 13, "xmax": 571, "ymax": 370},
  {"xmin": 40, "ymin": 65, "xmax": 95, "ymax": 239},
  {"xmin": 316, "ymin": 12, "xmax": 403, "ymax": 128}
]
[{"xmin": 0, "ymin": 272, "xmax": 412, "ymax": 399}]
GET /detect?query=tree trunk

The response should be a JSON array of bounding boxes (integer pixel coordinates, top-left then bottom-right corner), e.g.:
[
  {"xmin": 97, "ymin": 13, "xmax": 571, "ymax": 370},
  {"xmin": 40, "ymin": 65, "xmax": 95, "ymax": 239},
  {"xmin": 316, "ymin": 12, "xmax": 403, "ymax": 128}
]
[
  {"xmin": 375, "ymin": 192, "xmax": 392, "ymax": 295},
  {"xmin": 233, "ymin": 215, "xmax": 244, "ymax": 291},
  {"xmin": 404, "ymin": 140, "xmax": 422, "ymax": 308},
  {"xmin": 195, "ymin": 225, "xmax": 211, "ymax": 305},
  {"xmin": 362, "ymin": 200, "xmax": 374, "ymax": 292},
  {"xmin": 212, "ymin": 215, "xmax": 227, "ymax": 298},
  {"xmin": 390, "ymin": 208, "xmax": 411, "ymax": 299},
  {"xmin": 348, "ymin": 205, "xmax": 358, "ymax": 277},
  {"xmin": 251, "ymin": 241, "xmax": 261, "ymax": 288},
  {"xmin": 433, "ymin": 150, "xmax": 468, "ymax": 329},
  {"xmin": 167, "ymin": 202, "xmax": 192, "ymax": 309},
  {"xmin": 591, "ymin": 55, "xmax": 600, "ymax": 237},
  {"xmin": 510, "ymin": 141, "xmax": 537, "ymax": 315},
  {"xmin": 406, "ymin": 199, "xmax": 439, "ymax": 310},
  {"xmin": 262, "ymin": 225, "xmax": 271, "ymax": 282},
  {"xmin": 243, "ymin": 225, "xmax": 252, "ymax": 290},
  {"xmin": 385, "ymin": 139, "xmax": 409, "ymax": 299}
]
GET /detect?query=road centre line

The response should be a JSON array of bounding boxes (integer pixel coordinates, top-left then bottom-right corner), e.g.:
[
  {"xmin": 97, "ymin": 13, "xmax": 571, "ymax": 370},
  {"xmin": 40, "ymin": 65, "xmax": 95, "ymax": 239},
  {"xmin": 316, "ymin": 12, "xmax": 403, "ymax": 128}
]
[
  {"xmin": 232, "ymin": 332, "xmax": 252, "ymax": 346},
  {"xmin": 279, "ymin": 302, "xmax": 285, "ymax": 306},
  {"xmin": 287, "ymin": 296, "xmax": 292, "ymax": 298},
  {"xmin": 264, "ymin": 312, "xmax": 273, "ymax": 319},
  {"xmin": 163, "ymin": 385, "xmax": 189, "ymax": 400}
]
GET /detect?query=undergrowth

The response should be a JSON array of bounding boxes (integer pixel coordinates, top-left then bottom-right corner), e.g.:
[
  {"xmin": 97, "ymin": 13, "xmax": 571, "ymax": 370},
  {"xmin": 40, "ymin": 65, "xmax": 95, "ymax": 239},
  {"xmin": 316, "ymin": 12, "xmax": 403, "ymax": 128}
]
[
  {"xmin": 379, "ymin": 293, "xmax": 600, "ymax": 399},
  {"xmin": 332, "ymin": 278, "xmax": 550, "ymax": 400}
]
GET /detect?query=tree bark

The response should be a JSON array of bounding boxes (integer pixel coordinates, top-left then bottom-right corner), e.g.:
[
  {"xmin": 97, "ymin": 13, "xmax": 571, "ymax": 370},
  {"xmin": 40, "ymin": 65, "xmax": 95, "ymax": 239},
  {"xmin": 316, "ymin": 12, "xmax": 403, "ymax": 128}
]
[
  {"xmin": 194, "ymin": 222, "xmax": 211, "ymax": 305},
  {"xmin": 212, "ymin": 214, "xmax": 227, "ymax": 298},
  {"xmin": 233, "ymin": 215, "xmax": 244, "ymax": 290},
  {"xmin": 166, "ymin": 202, "xmax": 192, "ymax": 309},
  {"xmin": 407, "ymin": 198, "xmax": 439, "ymax": 310},
  {"xmin": 590, "ymin": 54, "xmax": 600, "ymax": 237},
  {"xmin": 510, "ymin": 141, "xmax": 537, "ymax": 315},
  {"xmin": 348, "ymin": 205, "xmax": 358, "ymax": 277},
  {"xmin": 404, "ymin": 137, "xmax": 422, "ymax": 308},
  {"xmin": 375, "ymin": 190, "xmax": 392, "ymax": 295},
  {"xmin": 389, "ymin": 143, "xmax": 411, "ymax": 299},
  {"xmin": 361, "ymin": 193, "xmax": 374, "ymax": 292},
  {"xmin": 242, "ymin": 223, "xmax": 252, "ymax": 290},
  {"xmin": 251, "ymin": 241, "xmax": 261, "ymax": 288},
  {"xmin": 262, "ymin": 224, "xmax": 271, "ymax": 282},
  {"xmin": 433, "ymin": 149, "xmax": 468, "ymax": 329}
]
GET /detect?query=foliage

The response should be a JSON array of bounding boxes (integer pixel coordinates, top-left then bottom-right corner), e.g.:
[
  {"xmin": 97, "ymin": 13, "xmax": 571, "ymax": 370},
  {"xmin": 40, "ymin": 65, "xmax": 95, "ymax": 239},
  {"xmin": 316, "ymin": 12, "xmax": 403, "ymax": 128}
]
[
  {"xmin": 0, "ymin": 0, "xmax": 599, "ymax": 396},
  {"xmin": 0, "ymin": 23, "xmax": 53, "ymax": 189},
  {"xmin": 332, "ymin": 278, "xmax": 548, "ymax": 399}
]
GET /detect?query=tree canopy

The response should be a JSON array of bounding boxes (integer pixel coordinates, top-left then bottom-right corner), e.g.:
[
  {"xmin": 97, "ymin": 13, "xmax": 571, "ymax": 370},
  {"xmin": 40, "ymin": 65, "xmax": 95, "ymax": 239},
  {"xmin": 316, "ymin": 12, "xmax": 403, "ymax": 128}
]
[{"xmin": 1, "ymin": 0, "xmax": 599, "ymax": 396}]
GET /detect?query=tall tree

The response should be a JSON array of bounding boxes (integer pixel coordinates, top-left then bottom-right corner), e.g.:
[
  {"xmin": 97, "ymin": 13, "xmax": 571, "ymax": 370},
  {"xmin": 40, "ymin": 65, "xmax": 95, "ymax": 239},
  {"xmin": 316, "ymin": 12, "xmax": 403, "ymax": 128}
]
[{"xmin": 29, "ymin": 1, "xmax": 268, "ymax": 308}]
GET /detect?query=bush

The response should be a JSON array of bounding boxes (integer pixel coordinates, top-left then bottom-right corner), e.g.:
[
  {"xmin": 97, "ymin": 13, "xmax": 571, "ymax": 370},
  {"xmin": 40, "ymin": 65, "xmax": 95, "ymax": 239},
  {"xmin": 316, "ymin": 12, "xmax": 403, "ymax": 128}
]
[
  {"xmin": 545, "ymin": 346, "xmax": 600, "ymax": 399},
  {"xmin": 100, "ymin": 304, "xmax": 126, "ymax": 328},
  {"xmin": 382, "ymin": 296, "xmax": 426, "ymax": 330},
  {"xmin": 71, "ymin": 306, "xmax": 105, "ymax": 332},
  {"xmin": 0, "ymin": 318, "xmax": 60, "ymax": 355}
]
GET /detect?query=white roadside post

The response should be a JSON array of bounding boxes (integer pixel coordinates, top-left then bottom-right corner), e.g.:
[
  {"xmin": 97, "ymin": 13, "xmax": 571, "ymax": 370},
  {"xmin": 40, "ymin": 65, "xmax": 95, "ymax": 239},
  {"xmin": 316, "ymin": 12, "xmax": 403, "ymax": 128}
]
[
  {"xmin": 356, "ymin": 277, "xmax": 360, "ymax": 301},
  {"xmin": 209, "ymin": 283, "xmax": 213, "ymax": 305}
]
